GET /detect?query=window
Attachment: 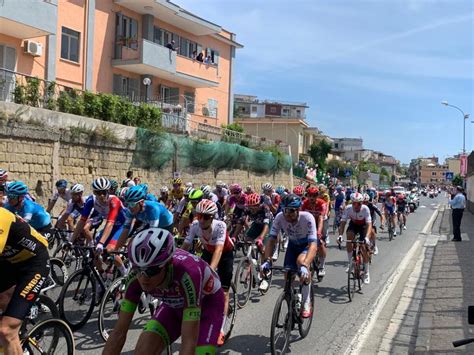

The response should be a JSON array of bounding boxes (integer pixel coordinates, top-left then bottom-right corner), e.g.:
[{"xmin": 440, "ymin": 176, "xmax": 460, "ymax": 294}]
[
  {"xmin": 112, "ymin": 74, "xmax": 139, "ymax": 99},
  {"xmin": 160, "ymin": 85, "xmax": 179, "ymax": 105},
  {"xmin": 270, "ymin": 107, "xmax": 277, "ymax": 114},
  {"xmin": 251, "ymin": 106, "xmax": 257, "ymax": 112},
  {"xmin": 282, "ymin": 108, "xmax": 289, "ymax": 116},
  {"xmin": 205, "ymin": 48, "xmax": 220, "ymax": 66},
  {"xmin": 334, "ymin": 143, "xmax": 339, "ymax": 148},
  {"xmin": 296, "ymin": 109, "xmax": 301, "ymax": 117},
  {"xmin": 431, "ymin": 172, "xmax": 437, "ymax": 176},
  {"xmin": 184, "ymin": 91, "xmax": 195, "ymax": 113},
  {"xmin": 208, "ymin": 98, "xmax": 218, "ymax": 118},
  {"xmin": 116, "ymin": 15, "xmax": 138, "ymax": 49},
  {"xmin": 61, "ymin": 27, "xmax": 80, "ymax": 62}
]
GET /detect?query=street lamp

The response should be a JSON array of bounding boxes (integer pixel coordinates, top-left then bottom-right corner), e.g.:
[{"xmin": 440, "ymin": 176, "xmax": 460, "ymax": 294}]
[
  {"xmin": 441, "ymin": 100, "xmax": 470, "ymax": 154},
  {"xmin": 143, "ymin": 77, "xmax": 151, "ymax": 103}
]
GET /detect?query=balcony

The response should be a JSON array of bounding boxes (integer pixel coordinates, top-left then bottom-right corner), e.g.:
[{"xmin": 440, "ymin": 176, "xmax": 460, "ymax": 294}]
[
  {"xmin": 0, "ymin": 0, "xmax": 57, "ymax": 39},
  {"xmin": 112, "ymin": 39, "xmax": 218, "ymax": 88},
  {"xmin": 176, "ymin": 55, "xmax": 219, "ymax": 85}
]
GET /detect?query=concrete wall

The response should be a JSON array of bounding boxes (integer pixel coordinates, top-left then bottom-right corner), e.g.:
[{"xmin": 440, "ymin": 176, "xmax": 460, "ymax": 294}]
[{"xmin": 0, "ymin": 102, "xmax": 291, "ymax": 214}]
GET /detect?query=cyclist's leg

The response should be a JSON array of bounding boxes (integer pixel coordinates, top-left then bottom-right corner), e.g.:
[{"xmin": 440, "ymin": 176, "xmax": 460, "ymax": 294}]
[
  {"xmin": 346, "ymin": 225, "xmax": 356, "ymax": 269},
  {"xmin": 138, "ymin": 305, "xmax": 180, "ymax": 353},
  {"xmin": 105, "ymin": 225, "xmax": 127, "ymax": 275},
  {"xmin": 296, "ymin": 247, "xmax": 313, "ymax": 316},
  {"xmin": 317, "ymin": 237, "xmax": 327, "ymax": 275},
  {"xmin": 197, "ymin": 289, "xmax": 225, "ymax": 353}
]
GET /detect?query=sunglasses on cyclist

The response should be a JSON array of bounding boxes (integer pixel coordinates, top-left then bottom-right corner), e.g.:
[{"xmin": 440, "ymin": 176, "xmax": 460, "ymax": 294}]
[
  {"xmin": 7, "ymin": 194, "xmax": 19, "ymax": 200},
  {"xmin": 93, "ymin": 190, "xmax": 108, "ymax": 196},
  {"xmin": 125, "ymin": 200, "xmax": 143, "ymax": 208},
  {"xmin": 197, "ymin": 213, "xmax": 213, "ymax": 221},
  {"xmin": 135, "ymin": 265, "xmax": 163, "ymax": 278},
  {"xmin": 284, "ymin": 207, "xmax": 298, "ymax": 214}
]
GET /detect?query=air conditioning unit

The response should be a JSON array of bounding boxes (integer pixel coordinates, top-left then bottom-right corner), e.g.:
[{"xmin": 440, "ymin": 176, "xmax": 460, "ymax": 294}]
[{"xmin": 24, "ymin": 41, "xmax": 43, "ymax": 57}]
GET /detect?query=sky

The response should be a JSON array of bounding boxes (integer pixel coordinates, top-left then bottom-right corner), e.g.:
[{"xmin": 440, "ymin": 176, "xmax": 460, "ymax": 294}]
[{"xmin": 177, "ymin": 0, "xmax": 473, "ymax": 164}]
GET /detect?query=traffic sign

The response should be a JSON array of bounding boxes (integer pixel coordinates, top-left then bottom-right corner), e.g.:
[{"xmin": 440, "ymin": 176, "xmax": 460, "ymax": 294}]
[{"xmin": 445, "ymin": 172, "xmax": 454, "ymax": 180}]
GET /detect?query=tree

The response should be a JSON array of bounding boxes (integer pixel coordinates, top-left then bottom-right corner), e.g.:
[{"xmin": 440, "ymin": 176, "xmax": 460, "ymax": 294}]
[
  {"xmin": 452, "ymin": 174, "xmax": 463, "ymax": 187},
  {"xmin": 222, "ymin": 122, "xmax": 244, "ymax": 133},
  {"xmin": 308, "ymin": 140, "xmax": 332, "ymax": 171}
]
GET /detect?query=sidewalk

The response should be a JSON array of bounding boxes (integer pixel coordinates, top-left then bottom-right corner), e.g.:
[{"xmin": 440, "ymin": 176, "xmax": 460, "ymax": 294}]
[{"xmin": 377, "ymin": 207, "xmax": 474, "ymax": 354}]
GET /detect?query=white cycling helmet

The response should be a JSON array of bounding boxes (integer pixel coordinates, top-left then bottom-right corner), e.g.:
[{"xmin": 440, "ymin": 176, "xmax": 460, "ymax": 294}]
[
  {"xmin": 261, "ymin": 182, "xmax": 273, "ymax": 192},
  {"xmin": 363, "ymin": 193, "xmax": 370, "ymax": 202},
  {"xmin": 92, "ymin": 177, "xmax": 111, "ymax": 191},
  {"xmin": 0, "ymin": 169, "xmax": 8, "ymax": 179},
  {"xmin": 160, "ymin": 186, "xmax": 169, "ymax": 193},
  {"xmin": 195, "ymin": 199, "xmax": 218, "ymax": 215},
  {"xmin": 71, "ymin": 183, "xmax": 85, "ymax": 194},
  {"xmin": 351, "ymin": 192, "xmax": 364, "ymax": 203},
  {"xmin": 184, "ymin": 186, "xmax": 194, "ymax": 196},
  {"xmin": 185, "ymin": 182, "xmax": 193, "ymax": 188},
  {"xmin": 216, "ymin": 181, "xmax": 225, "ymax": 188},
  {"xmin": 201, "ymin": 185, "xmax": 212, "ymax": 196},
  {"xmin": 128, "ymin": 228, "xmax": 175, "ymax": 268}
]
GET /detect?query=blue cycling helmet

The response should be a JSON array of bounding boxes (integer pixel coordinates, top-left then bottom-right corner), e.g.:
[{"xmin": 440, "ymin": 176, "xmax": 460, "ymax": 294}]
[
  {"xmin": 275, "ymin": 186, "xmax": 285, "ymax": 195},
  {"xmin": 56, "ymin": 179, "xmax": 68, "ymax": 188},
  {"xmin": 137, "ymin": 184, "xmax": 149, "ymax": 194},
  {"xmin": 281, "ymin": 194, "xmax": 302, "ymax": 208},
  {"xmin": 109, "ymin": 179, "xmax": 118, "ymax": 191},
  {"xmin": 124, "ymin": 185, "xmax": 146, "ymax": 203},
  {"xmin": 336, "ymin": 185, "xmax": 343, "ymax": 191},
  {"xmin": 6, "ymin": 181, "xmax": 29, "ymax": 196}
]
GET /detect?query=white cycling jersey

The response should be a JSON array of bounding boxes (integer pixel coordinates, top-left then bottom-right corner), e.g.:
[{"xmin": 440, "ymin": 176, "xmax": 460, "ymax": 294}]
[
  {"xmin": 341, "ymin": 204, "xmax": 372, "ymax": 226},
  {"xmin": 51, "ymin": 189, "xmax": 72, "ymax": 203},
  {"xmin": 269, "ymin": 211, "xmax": 317, "ymax": 246},
  {"xmin": 186, "ymin": 219, "xmax": 233, "ymax": 253}
]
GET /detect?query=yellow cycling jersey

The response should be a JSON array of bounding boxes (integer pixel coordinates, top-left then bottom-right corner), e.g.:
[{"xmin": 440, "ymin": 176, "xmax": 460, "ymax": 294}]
[
  {"xmin": 0, "ymin": 208, "xmax": 48, "ymax": 263},
  {"xmin": 169, "ymin": 187, "xmax": 184, "ymax": 202}
]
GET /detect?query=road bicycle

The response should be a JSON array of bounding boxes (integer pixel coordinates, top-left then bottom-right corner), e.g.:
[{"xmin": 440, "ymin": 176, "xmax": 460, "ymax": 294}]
[
  {"xmin": 58, "ymin": 246, "xmax": 128, "ymax": 330},
  {"xmin": 269, "ymin": 266, "xmax": 314, "ymax": 355},
  {"xmin": 41, "ymin": 257, "xmax": 69, "ymax": 303},
  {"xmin": 346, "ymin": 240, "xmax": 369, "ymax": 301},
  {"xmin": 234, "ymin": 240, "xmax": 272, "ymax": 308},
  {"xmin": 397, "ymin": 210, "xmax": 405, "ymax": 235}
]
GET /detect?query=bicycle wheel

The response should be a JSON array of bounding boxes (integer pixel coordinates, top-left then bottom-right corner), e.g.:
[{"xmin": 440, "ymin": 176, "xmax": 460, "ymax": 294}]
[
  {"xmin": 58, "ymin": 268, "xmax": 96, "ymax": 330},
  {"xmin": 355, "ymin": 260, "xmax": 362, "ymax": 291},
  {"xmin": 98, "ymin": 276, "xmax": 125, "ymax": 342},
  {"xmin": 22, "ymin": 318, "xmax": 75, "ymax": 355},
  {"xmin": 270, "ymin": 292, "xmax": 292, "ymax": 355},
  {"xmin": 24, "ymin": 294, "xmax": 59, "ymax": 335},
  {"xmin": 234, "ymin": 258, "xmax": 252, "ymax": 308},
  {"xmin": 223, "ymin": 283, "xmax": 237, "ymax": 344},
  {"xmin": 347, "ymin": 262, "xmax": 356, "ymax": 302},
  {"xmin": 298, "ymin": 282, "xmax": 314, "ymax": 339},
  {"xmin": 53, "ymin": 243, "xmax": 81, "ymax": 272},
  {"xmin": 388, "ymin": 225, "xmax": 394, "ymax": 241}
]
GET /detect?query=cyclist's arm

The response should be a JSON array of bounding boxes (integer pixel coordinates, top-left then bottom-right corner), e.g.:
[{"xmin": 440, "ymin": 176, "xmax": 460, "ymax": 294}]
[
  {"xmin": 181, "ymin": 224, "xmax": 196, "ymax": 251},
  {"xmin": 338, "ymin": 220, "xmax": 346, "ymax": 236},
  {"xmin": 99, "ymin": 198, "xmax": 122, "ymax": 246},
  {"xmin": 317, "ymin": 214, "xmax": 324, "ymax": 237},
  {"xmin": 46, "ymin": 194, "xmax": 58, "ymax": 213},
  {"xmin": 210, "ymin": 244, "xmax": 223, "ymax": 271},
  {"xmin": 103, "ymin": 310, "xmax": 134, "ymax": 355},
  {"xmin": 180, "ymin": 315, "xmax": 200, "ymax": 354},
  {"xmin": 304, "ymin": 241, "xmax": 317, "ymax": 269},
  {"xmin": 258, "ymin": 224, "xmax": 269, "ymax": 241}
]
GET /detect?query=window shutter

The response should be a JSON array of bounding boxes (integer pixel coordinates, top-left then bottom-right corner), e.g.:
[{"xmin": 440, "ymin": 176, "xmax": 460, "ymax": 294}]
[
  {"xmin": 153, "ymin": 26, "xmax": 160, "ymax": 44},
  {"xmin": 113, "ymin": 74, "xmax": 123, "ymax": 95},
  {"xmin": 169, "ymin": 87, "xmax": 180, "ymax": 105},
  {"xmin": 131, "ymin": 19, "xmax": 138, "ymax": 49},
  {"xmin": 213, "ymin": 50, "xmax": 219, "ymax": 66},
  {"xmin": 128, "ymin": 78, "xmax": 139, "ymax": 100},
  {"xmin": 180, "ymin": 38, "xmax": 189, "ymax": 56}
]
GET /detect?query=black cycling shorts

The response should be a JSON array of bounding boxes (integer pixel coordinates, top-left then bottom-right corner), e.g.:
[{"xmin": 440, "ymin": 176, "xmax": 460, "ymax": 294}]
[
  {"xmin": 201, "ymin": 249, "xmax": 234, "ymax": 289},
  {"xmin": 0, "ymin": 249, "xmax": 50, "ymax": 320},
  {"xmin": 347, "ymin": 222, "xmax": 368, "ymax": 241}
]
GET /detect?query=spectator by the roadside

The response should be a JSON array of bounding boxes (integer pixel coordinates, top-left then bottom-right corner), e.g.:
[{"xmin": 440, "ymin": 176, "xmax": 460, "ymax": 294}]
[
  {"xmin": 448, "ymin": 185, "xmax": 466, "ymax": 241},
  {"xmin": 133, "ymin": 177, "xmax": 141, "ymax": 186},
  {"xmin": 121, "ymin": 171, "xmax": 135, "ymax": 188},
  {"xmin": 204, "ymin": 55, "xmax": 211, "ymax": 64},
  {"xmin": 196, "ymin": 52, "xmax": 204, "ymax": 62},
  {"xmin": 166, "ymin": 40, "xmax": 179, "ymax": 51}
]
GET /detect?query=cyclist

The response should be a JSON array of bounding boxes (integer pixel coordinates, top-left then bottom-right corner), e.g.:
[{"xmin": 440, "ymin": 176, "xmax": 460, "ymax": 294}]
[
  {"xmin": 169, "ymin": 178, "xmax": 184, "ymax": 206},
  {"xmin": 396, "ymin": 193, "xmax": 408, "ymax": 230},
  {"xmin": 158, "ymin": 186, "xmax": 169, "ymax": 207},
  {"xmin": 226, "ymin": 184, "xmax": 248, "ymax": 243},
  {"xmin": 56, "ymin": 183, "xmax": 87, "ymax": 233},
  {"xmin": 115, "ymin": 185, "xmax": 174, "ymax": 250},
  {"xmin": 318, "ymin": 184, "xmax": 331, "ymax": 244},
  {"xmin": 262, "ymin": 194, "xmax": 317, "ymax": 317},
  {"xmin": 363, "ymin": 193, "xmax": 383, "ymax": 255},
  {"xmin": 109, "ymin": 179, "xmax": 119, "ymax": 196},
  {"xmin": 201, "ymin": 185, "xmax": 223, "ymax": 219},
  {"xmin": 174, "ymin": 186, "xmax": 194, "ymax": 229},
  {"xmin": 213, "ymin": 181, "xmax": 229, "ymax": 211},
  {"xmin": 301, "ymin": 186, "xmax": 327, "ymax": 277},
  {"xmin": 382, "ymin": 191, "xmax": 397, "ymax": 237},
  {"xmin": 0, "ymin": 169, "xmax": 8, "ymax": 206},
  {"xmin": 333, "ymin": 185, "xmax": 345, "ymax": 235},
  {"xmin": 103, "ymin": 228, "xmax": 224, "ymax": 355},
  {"xmin": 338, "ymin": 192, "xmax": 372, "ymax": 284},
  {"xmin": 0, "ymin": 208, "xmax": 50, "ymax": 355},
  {"xmin": 275, "ymin": 186, "xmax": 287, "ymax": 198},
  {"xmin": 182, "ymin": 199, "xmax": 234, "ymax": 346},
  {"xmin": 4, "ymin": 182, "xmax": 52, "ymax": 238},
  {"xmin": 292, "ymin": 185, "xmax": 305, "ymax": 200},
  {"xmin": 46, "ymin": 179, "xmax": 71, "ymax": 214},
  {"xmin": 261, "ymin": 182, "xmax": 281, "ymax": 216}
]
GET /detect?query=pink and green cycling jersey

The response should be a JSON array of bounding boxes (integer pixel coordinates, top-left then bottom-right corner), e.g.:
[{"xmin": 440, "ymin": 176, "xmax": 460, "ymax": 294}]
[
  {"xmin": 122, "ymin": 249, "xmax": 221, "ymax": 313},
  {"xmin": 228, "ymin": 193, "xmax": 248, "ymax": 210}
]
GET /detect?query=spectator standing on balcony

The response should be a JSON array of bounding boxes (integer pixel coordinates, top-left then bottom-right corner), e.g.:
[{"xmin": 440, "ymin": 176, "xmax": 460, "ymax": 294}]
[
  {"xmin": 166, "ymin": 39, "xmax": 179, "ymax": 52},
  {"xmin": 196, "ymin": 52, "xmax": 204, "ymax": 62},
  {"xmin": 204, "ymin": 55, "xmax": 212, "ymax": 64},
  {"xmin": 192, "ymin": 50, "xmax": 197, "ymax": 60},
  {"xmin": 448, "ymin": 186, "xmax": 466, "ymax": 241}
]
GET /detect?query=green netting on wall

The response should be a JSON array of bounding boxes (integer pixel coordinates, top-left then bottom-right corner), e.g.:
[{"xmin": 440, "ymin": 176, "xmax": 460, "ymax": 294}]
[{"xmin": 133, "ymin": 128, "xmax": 292, "ymax": 173}]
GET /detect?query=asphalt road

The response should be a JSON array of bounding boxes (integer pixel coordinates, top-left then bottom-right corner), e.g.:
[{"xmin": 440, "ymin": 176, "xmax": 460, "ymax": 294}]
[{"xmin": 68, "ymin": 195, "xmax": 444, "ymax": 355}]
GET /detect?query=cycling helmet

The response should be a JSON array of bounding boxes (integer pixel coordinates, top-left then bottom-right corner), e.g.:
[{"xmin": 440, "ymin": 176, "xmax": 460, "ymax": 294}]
[
  {"xmin": 351, "ymin": 192, "xmax": 364, "ymax": 203},
  {"xmin": 184, "ymin": 187, "xmax": 194, "ymax": 196},
  {"xmin": 119, "ymin": 187, "xmax": 129, "ymax": 199},
  {"xmin": 215, "ymin": 181, "xmax": 225, "ymax": 188},
  {"xmin": 195, "ymin": 200, "xmax": 218, "ymax": 215},
  {"xmin": 6, "ymin": 181, "xmax": 29, "ymax": 196},
  {"xmin": 293, "ymin": 185, "xmax": 305, "ymax": 196},
  {"xmin": 275, "ymin": 186, "xmax": 285, "ymax": 195},
  {"xmin": 55, "ymin": 179, "xmax": 68, "ymax": 188},
  {"xmin": 281, "ymin": 194, "xmax": 302, "ymax": 208},
  {"xmin": 363, "ymin": 193, "xmax": 370, "ymax": 202},
  {"xmin": 318, "ymin": 184, "xmax": 327, "ymax": 193},
  {"xmin": 124, "ymin": 185, "xmax": 146, "ymax": 203},
  {"xmin": 247, "ymin": 193, "xmax": 261, "ymax": 206},
  {"xmin": 245, "ymin": 185, "xmax": 253, "ymax": 193},
  {"xmin": 137, "ymin": 184, "xmax": 149, "ymax": 194},
  {"xmin": 185, "ymin": 182, "xmax": 193, "ymax": 188},
  {"xmin": 0, "ymin": 169, "xmax": 8, "ymax": 179},
  {"xmin": 109, "ymin": 179, "xmax": 118, "ymax": 191},
  {"xmin": 172, "ymin": 178, "xmax": 182, "ymax": 185},
  {"xmin": 92, "ymin": 177, "xmax": 111, "ymax": 191},
  {"xmin": 189, "ymin": 189, "xmax": 204, "ymax": 201},
  {"xmin": 128, "ymin": 228, "xmax": 175, "ymax": 268},
  {"xmin": 71, "ymin": 183, "xmax": 85, "ymax": 194},
  {"xmin": 307, "ymin": 186, "xmax": 319, "ymax": 195},
  {"xmin": 229, "ymin": 183, "xmax": 242, "ymax": 194},
  {"xmin": 160, "ymin": 186, "xmax": 169, "ymax": 193},
  {"xmin": 261, "ymin": 182, "xmax": 273, "ymax": 192},
  {"xmin": 336, "ymin": 185, "xmax": 343, "ymax": 192},
  {"xmin": 201, "ymin": 185, "xmax": 212, "ymax": 196}
]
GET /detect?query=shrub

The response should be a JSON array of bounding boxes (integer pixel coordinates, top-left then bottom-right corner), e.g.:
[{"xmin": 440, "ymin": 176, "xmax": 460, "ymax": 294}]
[
  {"xmin": 12, "ymin": 81, "xmax": 27, "ymax": 104},
  {"xmin": 98, "ymin": 93, "xmax": 121, "ymax": 122},
  {"xmin": 83, "ymin": 91, "xmax": 102, "ymax": 118},
  {"xmin": 25, "ymin": 77, "xmax": 40, "ymax": 107},
  {"xmin": 45, "ymin": 81, "xmax": 57, "ymax": 110},
  {"xmin": 57, "ymin": 91, "xmax": 73, "ymax": 113}
]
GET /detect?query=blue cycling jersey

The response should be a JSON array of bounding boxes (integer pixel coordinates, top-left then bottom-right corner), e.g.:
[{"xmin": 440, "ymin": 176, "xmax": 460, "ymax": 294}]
[
  {"xmin": 4, "ymin": 199, "xmax": 51, "ymax": 230},
  {"xmin": 124, "ymin": 200, "xmax": 173, "ymax": 229},
  {"xmin": 334, "ymin": 192, "xmax": 345, "ymax": 210},
  {"xmin": 146, "ymin": 193, "xmax": 158, "ymax": 202}
]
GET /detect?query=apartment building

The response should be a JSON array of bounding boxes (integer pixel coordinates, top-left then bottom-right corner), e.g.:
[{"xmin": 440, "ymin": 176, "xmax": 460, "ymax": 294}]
[
  {"xmin": 0, "ymin": 0, "xmax": 242, "ymax": 126},
  {"xmin": 233, "ymin": 94, "xmax": 331, "ymax": 162},
  {"xmin": 409, "ymin": 157, "xmax": 449, "ymax": 185}
]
